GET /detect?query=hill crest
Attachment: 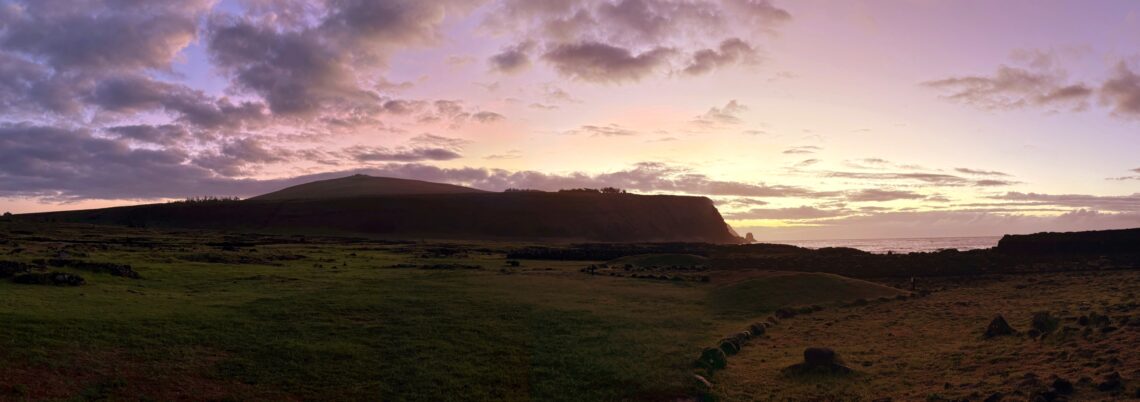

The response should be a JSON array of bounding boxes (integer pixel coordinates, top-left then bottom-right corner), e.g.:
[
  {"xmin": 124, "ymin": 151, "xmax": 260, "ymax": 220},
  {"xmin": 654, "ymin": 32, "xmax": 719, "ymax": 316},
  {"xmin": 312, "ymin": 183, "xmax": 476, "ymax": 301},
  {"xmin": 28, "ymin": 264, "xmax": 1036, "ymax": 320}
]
[{"xmin": 250, "ymin": 175, "xmax": 486, "ymax": 201}]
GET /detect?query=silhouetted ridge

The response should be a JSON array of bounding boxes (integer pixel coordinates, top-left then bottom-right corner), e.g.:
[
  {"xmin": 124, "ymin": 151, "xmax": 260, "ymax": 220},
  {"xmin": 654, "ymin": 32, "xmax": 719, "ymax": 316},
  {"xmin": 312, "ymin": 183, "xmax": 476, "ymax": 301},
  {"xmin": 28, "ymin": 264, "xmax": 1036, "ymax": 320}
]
[
  {"xmin": 996, "ymin": 228, "xmax": 1140, "ymax": 254},
  {"xmin": 24, "ymin": 178, "xmax": 741, "ymax": 243},
  {"xmin": 250, "ymin": 174, "xmax": 486, "ymax": 200}
]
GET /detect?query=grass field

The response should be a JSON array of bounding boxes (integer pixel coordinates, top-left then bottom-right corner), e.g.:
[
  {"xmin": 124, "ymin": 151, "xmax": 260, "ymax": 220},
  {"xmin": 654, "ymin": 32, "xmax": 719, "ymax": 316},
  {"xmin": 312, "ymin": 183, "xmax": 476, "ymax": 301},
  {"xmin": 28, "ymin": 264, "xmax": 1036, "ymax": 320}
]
[
  {"xmin": 0, "ymin": 222, "xmax": 900, "ymax": 401},
  {"xmin": 712, "ymin": 272, "xmax": 1140, "ymax": 401}
]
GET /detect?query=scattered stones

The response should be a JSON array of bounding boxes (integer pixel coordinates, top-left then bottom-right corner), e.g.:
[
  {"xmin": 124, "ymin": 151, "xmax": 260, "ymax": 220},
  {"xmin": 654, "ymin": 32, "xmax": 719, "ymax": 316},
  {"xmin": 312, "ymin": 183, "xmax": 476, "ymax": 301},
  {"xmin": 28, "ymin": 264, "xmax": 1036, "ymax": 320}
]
[{"xmin": 985, "ymin": 315, "xmax": 1017, "ymax": 338}]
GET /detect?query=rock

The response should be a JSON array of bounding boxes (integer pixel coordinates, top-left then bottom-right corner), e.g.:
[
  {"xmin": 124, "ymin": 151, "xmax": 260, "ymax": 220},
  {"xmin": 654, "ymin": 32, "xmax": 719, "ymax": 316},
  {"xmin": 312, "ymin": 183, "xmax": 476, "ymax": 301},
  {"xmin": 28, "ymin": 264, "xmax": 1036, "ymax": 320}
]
[
  {"xmin": 1032, "ymin": 312, "xmax": 1060, "ymax": 334},
  {"xmin": 1097, "ymin": 372, "xmax": 1123, "ymax": 392},
  {"xmin": 696, "ymin": 347, "xmax": 727, "ymax": 370},
  {"xmin": 1027, "ymin": 328, "xmax": 1041, "ymax": 339},
  {"xmin": 692, "ymin": 374, "xmax": 712, "ymax": 388},
  {"xmin": 749, "ymin": 323, "xmax": 766, "ymax": 336},
  {"xmin": 719, "ymin": 338, "xmax": 741, "ymax": 356},
  {"xmin": 1078, "ymin": 315, "xmax": 1090, "ymax": 326},
  {"xmin": 983, "ymin": 392, "xmax": 1004, "ymax": 402},
  {"xmin": 11, "ymin": 272, "xmax": 85, "ymax": 286},
  {"xmin": 804, "ymin": 347, "xmax": 836, "ymax": 366},
  {"xmin": 1052, "ymin": 378, "xmax": 1074, "ymax": 394},
  {"xmin": 985, "ymin": 315, "xmax": 1017, "ymax": 338},
  {"xmin": 775, "ymin": 308, "xmax": 797, "ymax": 319}
]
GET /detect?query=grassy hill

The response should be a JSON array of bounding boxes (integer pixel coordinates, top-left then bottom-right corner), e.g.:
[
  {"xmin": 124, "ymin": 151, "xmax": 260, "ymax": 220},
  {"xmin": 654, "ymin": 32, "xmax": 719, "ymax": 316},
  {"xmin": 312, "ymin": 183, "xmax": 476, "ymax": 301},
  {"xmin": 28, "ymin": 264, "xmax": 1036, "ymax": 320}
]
[
  {"xmin": 250, "ymin": 174, "xmax": 487, "ymax": 200},
  {"xmin": 22, "ymin": 191, "xmax": 742, "ymax": 244}
]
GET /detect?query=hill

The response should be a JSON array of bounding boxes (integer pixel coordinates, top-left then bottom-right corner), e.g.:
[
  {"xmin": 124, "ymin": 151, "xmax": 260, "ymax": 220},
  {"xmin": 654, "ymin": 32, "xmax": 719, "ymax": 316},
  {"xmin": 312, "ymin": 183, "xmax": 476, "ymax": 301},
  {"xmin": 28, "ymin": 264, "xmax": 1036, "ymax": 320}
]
[
  {"xmin": 996, "ymin": 227, "xmax": 1140, "ymax": 254},
  {"xmin": 249, "ymin": 174, "xmax": 486, "ymax": 200},
  {"xmin": 22, "ymin": 189, "xmax": 742, "ymax": 244}
]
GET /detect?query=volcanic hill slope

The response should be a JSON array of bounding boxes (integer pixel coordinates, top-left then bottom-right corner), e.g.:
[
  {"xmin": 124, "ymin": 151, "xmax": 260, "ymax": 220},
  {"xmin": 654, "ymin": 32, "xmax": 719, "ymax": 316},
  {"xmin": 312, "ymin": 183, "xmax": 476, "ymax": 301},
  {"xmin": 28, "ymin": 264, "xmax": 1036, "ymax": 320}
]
[
  {"xmin": 21, "ymin": 175, "xmax": 742, "ymax": 243},
  {"xmin": 249, "ymin": 174, "xmax": 487, "ymax": 200}
]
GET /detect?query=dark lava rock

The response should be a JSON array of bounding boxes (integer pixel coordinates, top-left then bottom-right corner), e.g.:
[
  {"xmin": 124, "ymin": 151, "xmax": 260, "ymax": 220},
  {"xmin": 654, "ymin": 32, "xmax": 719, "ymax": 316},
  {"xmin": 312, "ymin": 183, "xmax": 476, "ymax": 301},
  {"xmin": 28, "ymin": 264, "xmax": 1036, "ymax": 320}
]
[
  {"xmin": 775, "ymin": 308, "xmax": 797, "ymax": 319},
  {"xmin": 11, "ymin": 272, "xmax": 85, "ymax": 286},
  {"xmin": 784, "ymin": 347, "xmax": 852, "ymax": 375},
  {"xmin": 719, "ymin": 338, "xmax": 741, "ymax": 356},
  {"xmin": 985, "ymin": 315, "xmax": 1017, "ymax": 338},
  {"xmin": 1032, "ymin": 312, "xmax": 1060, "ymax": 334},
  {"xmin": 804, "ymin": 347, "xmax": 836, "ymax": 366},
  {"xmin": 983, "ymin": 392, "xmax": 1004, "ymax": 402},
  {"xmin": 1052, "ymin": 378, "xmax": 1074, "ymax": 395},
  {"xmin": 695, "ymin": 347, "xmax": 727, "ymax": 370},
  {"xmin": 0, "ymin": 260, "xmax": 32, "ymax": 278},
  {"xmin": 749, "ymin": 323, "xmax": 766, "ymax": 336},
  {"xmin": 1097, "ymin": 372, "xmax": 1123, "ymax": 392}
]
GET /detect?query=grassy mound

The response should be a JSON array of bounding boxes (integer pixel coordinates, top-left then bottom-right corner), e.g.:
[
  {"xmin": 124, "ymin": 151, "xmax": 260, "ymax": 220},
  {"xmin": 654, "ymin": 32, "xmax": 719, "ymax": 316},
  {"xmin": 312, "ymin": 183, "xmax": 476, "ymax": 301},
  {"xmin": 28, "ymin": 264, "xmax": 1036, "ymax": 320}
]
[
  {"xmin": 709, "ymin": 272, "xmax": 905, "ymax": 318},
  {"xmin": 607, "ymin": 253, "xmax": 709, "ymax": 267}
]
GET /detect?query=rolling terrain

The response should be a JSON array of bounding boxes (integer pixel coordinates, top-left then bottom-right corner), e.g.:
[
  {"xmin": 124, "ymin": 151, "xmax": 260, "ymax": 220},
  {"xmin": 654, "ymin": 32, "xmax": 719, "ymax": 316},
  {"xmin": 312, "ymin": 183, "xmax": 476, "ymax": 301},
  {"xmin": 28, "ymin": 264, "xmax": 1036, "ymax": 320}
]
[{"xmin": 18, "ymin": 175, "xmax": 742, "ymax": 244}]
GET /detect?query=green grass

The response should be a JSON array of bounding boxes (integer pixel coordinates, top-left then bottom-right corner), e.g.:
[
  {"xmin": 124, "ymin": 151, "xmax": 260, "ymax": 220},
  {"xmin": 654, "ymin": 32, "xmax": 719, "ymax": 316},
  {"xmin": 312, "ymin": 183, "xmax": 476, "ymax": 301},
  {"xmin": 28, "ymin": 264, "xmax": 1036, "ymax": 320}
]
[
  {"xmin": 708, "ymin": 272, "xmax": 905, "ymax": 318},
  {"xmin": 606, "ymin": 254, "xmax": 709, "ymax": 267},
  {"xmin": 0, "ymin": 222, "xmax": 902, "ymax": 401}
]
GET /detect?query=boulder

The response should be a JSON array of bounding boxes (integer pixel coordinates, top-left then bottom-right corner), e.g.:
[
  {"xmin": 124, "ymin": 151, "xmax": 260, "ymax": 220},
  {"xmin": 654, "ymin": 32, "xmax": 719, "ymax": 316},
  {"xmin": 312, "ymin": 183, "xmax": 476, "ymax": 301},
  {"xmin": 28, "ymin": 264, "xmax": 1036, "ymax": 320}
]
[
  {"xmin": 775, "ymin": 308, "xmax": 797, "ymax": 319},
  {"xmin": 695, "ymin": 347, "xmax": 727, "ymax": 370},
  {"xmin": 719, "ymin": 338, "xmax": 741, "ymax": 355},
  {"xmin": 985, "ymin": 315, "xmax": 1017, "ymax": 338},
  {"xmin": 1031, "ymin": 312, "xmax": 1059, "ymax": 335},
  {"xmin": 783, "ymin": 347, "xmax": 852, "ymax": 375},
  {"xmin": 749, "ymin": 323, "xmax": 766, "ymax": 336},
  {"xmin": 804, "ymin": 347, "xmax": 836, "ymax": 366},
  {"xmin": 1052, "ymin": 378, "xmax": 1074, "ymax": 395},
  {"xmin": 1097, "ymin": 372, "xmax": 1123, "ymax": 392}
]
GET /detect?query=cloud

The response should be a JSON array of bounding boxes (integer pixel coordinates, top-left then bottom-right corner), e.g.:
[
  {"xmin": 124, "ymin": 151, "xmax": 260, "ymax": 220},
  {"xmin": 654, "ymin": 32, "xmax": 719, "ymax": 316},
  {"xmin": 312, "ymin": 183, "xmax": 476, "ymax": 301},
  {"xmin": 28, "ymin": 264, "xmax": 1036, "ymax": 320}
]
[
  {"xmin": 471, "ymin": 111, "xmax": 506, "ymax": 123},
  {"xmin": 683, "ymin": 38, "xmax": 759, "ymax": 76},
  {"xmin": 794, "ymin": 159, "xmax": 820, "ymax": 168},
  {"xmin": 726, "ymin": 206, "xmax": 847, "ymax": 220},
  {"xmin": 564, "ymin": 123, "xmax": 637, "ymax": 137},
  {"xmin": 974, "ymin": 179, "xmax": 1020, "ymax": 187},
  {"xmin": 955, "ymin": 167, "xmax": 1011, "ymax": 177},
  {"xmin": 542, "ymin": 41, "xmax": 675, "ymax": 83},
  {"xmin": 693, "ymin": 100, "xmax": 748, "ymax": 127},
  {"xmin": 488, "ymin": 41, "xmax": 535, "ymax": 74},
  {"xmin": 105, "ymin": 124, "xmax": 190, "ymax": 146},
  {"xmin": 0, "ymin": 1, "xmax": 209, "ymax": 73},
  {"xmin": 409, "ymin": 133, "xmax": 469, "ymax": 148},
  {"xmin": 783, "ymin": 145, "xmax": 821, "ymax": 155},
  {"xmin": 343, "ymin": 146, "xmax": 463, "ymax": 163},
  {"xmin": 989, "ymin": 192, "xmax": 1140, "ymax": 212},
  {"xmin": 844, "ymin": 189, "xmax": 924, "ymax": 202},
  {"xmin": 194, "ymin": 137, "xmax": 290, "ymax": 176},
  {"xmin": 485, "ymin": 150, "xmax": 523, "ymax": 160},
  {"xmin": 924, "ymin": 64, "xmax": 1092, "ymax": 111},
  {"xmin": 1099, "ymin": 62, "xmax": 1140, "ymax": 119}
]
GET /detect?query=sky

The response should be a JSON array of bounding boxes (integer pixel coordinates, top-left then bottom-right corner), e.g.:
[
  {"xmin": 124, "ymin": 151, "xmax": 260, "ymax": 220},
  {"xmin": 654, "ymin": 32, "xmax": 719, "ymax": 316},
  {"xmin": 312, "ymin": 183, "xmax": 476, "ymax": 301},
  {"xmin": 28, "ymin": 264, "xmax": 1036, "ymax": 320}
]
[{"xmin": 1, "ymin": 0, "xmax": 1139, "ymax": 240}]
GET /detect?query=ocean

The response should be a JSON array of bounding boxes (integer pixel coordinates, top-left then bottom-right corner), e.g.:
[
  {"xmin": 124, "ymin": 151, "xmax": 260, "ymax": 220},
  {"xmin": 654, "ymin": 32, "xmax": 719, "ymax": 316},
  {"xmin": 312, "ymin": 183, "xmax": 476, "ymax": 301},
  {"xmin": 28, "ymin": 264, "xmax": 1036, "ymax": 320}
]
[{"xmin": 772, "ymin": 236, "xmax": 1003, "ymax": 254}]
